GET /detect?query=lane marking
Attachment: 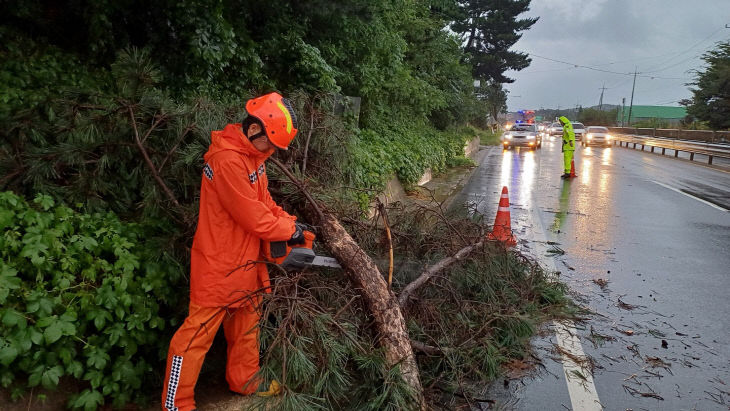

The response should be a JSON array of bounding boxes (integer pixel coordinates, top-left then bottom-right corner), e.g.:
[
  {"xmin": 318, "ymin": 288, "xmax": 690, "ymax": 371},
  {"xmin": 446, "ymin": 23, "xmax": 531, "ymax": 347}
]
[
  {"xmin": 652, "ymin": 180, "xmax": 728, "ymax": 211},
  {"xmin": 523, "ymin": 166, "xmax": 603, "ymax": 410}
]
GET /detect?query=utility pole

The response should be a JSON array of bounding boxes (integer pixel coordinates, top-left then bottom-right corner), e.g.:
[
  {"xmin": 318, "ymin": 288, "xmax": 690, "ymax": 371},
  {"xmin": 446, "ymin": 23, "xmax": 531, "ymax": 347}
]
[
  {"xmin": 627, "ymin": 68, "xmax": 638, "ymax": 126},
  {"xmin": 598, "ymin": 83, "xmax": 607, "ymax": 111},
  {"xmin": 621, "ymin": 97, "xmax": 626, "ymax": 127}
]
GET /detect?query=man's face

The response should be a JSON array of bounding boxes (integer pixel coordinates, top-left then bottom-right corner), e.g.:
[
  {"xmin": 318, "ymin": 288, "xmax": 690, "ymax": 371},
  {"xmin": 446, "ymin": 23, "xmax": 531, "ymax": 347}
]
[{"xmin": 247, "ymin": 123, "xmax": 274, "ymax": 152}]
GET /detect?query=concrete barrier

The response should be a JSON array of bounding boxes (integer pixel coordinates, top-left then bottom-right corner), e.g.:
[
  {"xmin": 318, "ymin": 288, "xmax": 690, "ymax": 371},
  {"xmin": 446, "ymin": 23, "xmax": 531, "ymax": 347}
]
[
  {"xmin": 374, "ymin": 136, "xmax": 482, "ymax": 212},
  {"xmin": 464, "ymin": 136, "xmax": 481, "ymax": 159}
]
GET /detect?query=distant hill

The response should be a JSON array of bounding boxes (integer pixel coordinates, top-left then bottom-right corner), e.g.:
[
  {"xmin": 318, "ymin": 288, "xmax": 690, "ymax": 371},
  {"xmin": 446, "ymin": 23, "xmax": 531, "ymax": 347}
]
[{"xmin": 507, "ymin": 104, "xmax": 620, "ymax": 123}]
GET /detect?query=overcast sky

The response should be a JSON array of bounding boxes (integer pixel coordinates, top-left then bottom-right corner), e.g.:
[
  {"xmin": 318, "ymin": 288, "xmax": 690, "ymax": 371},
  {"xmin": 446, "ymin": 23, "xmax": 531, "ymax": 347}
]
[{"xmin": 504, "ymin": 0, "xmax": 730, "ymax": 111}]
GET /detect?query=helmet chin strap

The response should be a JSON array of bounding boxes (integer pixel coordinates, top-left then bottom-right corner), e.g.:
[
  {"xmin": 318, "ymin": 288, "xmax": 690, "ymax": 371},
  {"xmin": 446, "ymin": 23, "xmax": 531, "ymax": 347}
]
[{"xmin": 248, "ymin": 130, "xmax": 267, "ymax": 142}]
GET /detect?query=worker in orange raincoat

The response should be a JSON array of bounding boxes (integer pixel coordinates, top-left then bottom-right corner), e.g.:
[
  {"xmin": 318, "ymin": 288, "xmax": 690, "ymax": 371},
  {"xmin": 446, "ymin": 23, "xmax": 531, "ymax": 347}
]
[{"xmin": 162, "ymin": 92, "xmax": 303, "ymax": 411}]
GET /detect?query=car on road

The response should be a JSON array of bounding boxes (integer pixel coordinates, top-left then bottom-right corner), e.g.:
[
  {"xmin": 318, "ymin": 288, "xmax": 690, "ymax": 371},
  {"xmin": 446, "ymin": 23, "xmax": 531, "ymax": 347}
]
[
  {"xmin": 571, "ymin": 122, "xmax": 586, "ymax": 141},
  {"xmin": 502, "ymin": 123, "xmax": 541, "ymax": 149},
  {"xmin": 549, "ymin": 122, "xmax": 563, "ymax": 137},
  {"xmin": 583, "ymin": 126, "xmax": 613, "ymax": 147}
]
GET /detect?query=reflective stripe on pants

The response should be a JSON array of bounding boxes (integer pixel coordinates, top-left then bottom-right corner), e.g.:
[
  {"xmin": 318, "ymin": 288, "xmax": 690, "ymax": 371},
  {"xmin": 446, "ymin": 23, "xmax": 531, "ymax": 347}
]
[{"xmin": 161, "ymin": 300, "xmax": 261, "ymax": 411}]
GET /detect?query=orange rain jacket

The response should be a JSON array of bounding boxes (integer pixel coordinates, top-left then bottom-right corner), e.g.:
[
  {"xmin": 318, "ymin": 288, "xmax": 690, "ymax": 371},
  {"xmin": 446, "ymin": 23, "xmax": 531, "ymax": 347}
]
[{"xmin": 190, "ymin": 123, "xmax": 296, "ymax": 307}]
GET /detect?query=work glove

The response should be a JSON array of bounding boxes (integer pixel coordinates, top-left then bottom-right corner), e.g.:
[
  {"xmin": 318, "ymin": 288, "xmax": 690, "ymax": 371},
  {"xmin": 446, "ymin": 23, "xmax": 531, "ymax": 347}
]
[{"xmin": 287, "ymin": 222, "xmax": 307, "ymax": 245}]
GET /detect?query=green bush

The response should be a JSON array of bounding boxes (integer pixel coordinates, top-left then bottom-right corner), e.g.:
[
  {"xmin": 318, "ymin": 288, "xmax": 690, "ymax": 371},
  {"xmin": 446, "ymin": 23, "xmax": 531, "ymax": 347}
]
[
  {"xmin": 0, "ymin": 28, "xmax": 104, "ymax": 123},
  {"xmin": 346, "ymin": 123, "xmax": 472, "ymax": 204},
  {"xmin": 0, "ymin": 191, "xmax": 184, "ymax": 409}
]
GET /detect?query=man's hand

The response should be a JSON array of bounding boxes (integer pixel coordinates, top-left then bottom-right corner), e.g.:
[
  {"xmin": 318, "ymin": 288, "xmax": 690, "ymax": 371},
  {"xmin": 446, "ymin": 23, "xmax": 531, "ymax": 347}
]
[{"xmin": 287, "ymin": 222, "xmax": 308, "ymax": 245}]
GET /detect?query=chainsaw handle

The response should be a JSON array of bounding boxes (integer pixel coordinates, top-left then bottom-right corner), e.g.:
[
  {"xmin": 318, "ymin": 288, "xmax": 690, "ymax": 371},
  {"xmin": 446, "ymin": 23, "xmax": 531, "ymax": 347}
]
[{"xmin": 263, "ymin": 230, "xmax": 316, "ymax": 265}]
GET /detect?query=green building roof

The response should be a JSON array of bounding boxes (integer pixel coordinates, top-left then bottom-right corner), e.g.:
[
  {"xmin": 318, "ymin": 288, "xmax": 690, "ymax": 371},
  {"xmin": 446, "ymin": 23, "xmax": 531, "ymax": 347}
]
[{"xmin": 617, "ymin": 105, "xmax": 687, "ymax": 123}]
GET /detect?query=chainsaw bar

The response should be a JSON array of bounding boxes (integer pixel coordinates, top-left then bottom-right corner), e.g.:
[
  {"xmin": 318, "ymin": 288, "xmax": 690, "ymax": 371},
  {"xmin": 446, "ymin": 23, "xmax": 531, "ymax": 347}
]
[{"xmin": 311, "ymin": 256, "xmax": 342, "ymax": 269}]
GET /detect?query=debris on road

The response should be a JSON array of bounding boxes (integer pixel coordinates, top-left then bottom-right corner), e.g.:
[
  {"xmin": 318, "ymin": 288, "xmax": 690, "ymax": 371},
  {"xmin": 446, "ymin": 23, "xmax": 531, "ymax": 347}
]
[
  {"xmin": 617, "ymin": 297, "xmax": 645, "ymax": 311},
  {"xmin": 645, "ymin": 356, "xmax": 672, "ymax": 373},
  {"xmin": 623, "ymin": 385, "xmax": 665, "ymax": 401},
  {"xmin": 593, "ymin": 278, "xmax": 609, "ymax": 289},
  {"xmin": 546, "ymin": 245, "xmax": 565, "ymax": 255}
]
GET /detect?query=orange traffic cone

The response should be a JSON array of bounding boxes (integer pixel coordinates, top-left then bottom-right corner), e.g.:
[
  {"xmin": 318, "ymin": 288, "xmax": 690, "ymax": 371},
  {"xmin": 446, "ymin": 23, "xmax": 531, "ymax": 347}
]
[
  {"xmin": 569, "ymin": 158, "xmax": 577, "ymax": 177},
  {"xmin": 487, "ymin": 186, "xmax": 517, "ymax": 247}
]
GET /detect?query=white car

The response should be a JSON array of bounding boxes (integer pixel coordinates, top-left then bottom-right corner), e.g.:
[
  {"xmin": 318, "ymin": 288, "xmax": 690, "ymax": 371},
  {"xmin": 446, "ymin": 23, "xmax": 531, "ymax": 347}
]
[
  {"xmin": 571, "ymin": 122, "xmax": 586, "ymax": 141},
  {"xmin": 549, "ymin": 122, "xmax": 563, "ymax": 136},
  {"xmin": 502, "ymin": 124, "xmax": 542, "ymax": 149},
  {"xmin": 583, "ymin": 126, "xmax": 613, "ymax": 147}
]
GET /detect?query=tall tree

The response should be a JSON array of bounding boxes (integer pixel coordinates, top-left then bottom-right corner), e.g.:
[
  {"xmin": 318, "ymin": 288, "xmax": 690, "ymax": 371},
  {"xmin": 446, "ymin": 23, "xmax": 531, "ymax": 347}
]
[
  {"xmin": 683, "ymin": 41, "xmax": 730, "ymax": 130},
  {"xmin": 478, "ymin": 80, "xmax": 508, "ymax": 129},
  {"xmin": 451, "ymin": 0, "xmax": 537, "ymax": 83}
]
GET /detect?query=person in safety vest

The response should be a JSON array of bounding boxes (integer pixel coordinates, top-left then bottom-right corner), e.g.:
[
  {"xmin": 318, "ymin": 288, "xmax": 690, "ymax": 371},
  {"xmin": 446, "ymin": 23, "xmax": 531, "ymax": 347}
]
[
  {"xmin": 558, "ymin": 116, "xmax": 576, "ymax": 178},
  {"xmin": 161, "ymin": 92, "xmax": 303, "ymax": 411}
]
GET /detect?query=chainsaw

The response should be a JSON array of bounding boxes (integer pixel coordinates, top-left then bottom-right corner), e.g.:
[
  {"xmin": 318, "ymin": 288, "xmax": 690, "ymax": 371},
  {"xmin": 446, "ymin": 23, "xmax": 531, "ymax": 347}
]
[{"xmin": 263, "ymin": 229, "xmax": 341, "ymax": 272}]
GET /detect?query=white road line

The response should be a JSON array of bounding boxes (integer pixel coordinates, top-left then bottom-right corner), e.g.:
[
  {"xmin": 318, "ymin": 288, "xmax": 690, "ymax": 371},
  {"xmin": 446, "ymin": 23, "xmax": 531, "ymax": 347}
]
[
  {"xmin": 526, "ymin": 191, "xmax": 603, "ymax": 410},
  {"xmin": 653, "ymin": 180, "xmax": 728, "ymax": 211}
]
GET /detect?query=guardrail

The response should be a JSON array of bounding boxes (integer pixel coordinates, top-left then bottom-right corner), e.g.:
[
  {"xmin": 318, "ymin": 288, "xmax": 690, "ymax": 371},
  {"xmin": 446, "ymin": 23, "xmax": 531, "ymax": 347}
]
[
  {"xmin": 608, "ymin": 127, "xmax": 730, "ymax": 143},
  {"xmin": 611, "ymin": 134, "xmax": 730, "ymax": 165}
]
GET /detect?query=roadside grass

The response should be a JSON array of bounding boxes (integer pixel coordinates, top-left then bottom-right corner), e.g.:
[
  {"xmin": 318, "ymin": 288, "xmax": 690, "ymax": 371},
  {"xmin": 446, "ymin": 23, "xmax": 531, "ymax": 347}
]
[{"xmin": 472, "ymin": 127, "xmax": 502, "ymax": 145}]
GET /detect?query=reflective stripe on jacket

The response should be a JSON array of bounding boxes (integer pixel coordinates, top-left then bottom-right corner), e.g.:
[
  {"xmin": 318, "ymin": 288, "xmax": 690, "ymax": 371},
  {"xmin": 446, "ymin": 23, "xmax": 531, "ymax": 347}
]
[{"xmin": 190, "ymin": 123, "xmax": 296, "ymax": 307}]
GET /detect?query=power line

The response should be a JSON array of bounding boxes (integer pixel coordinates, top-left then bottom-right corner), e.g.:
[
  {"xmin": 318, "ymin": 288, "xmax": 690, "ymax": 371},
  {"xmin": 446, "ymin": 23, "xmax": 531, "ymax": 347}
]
[
  {"xmin": 528, "ymin": 53, "xmax": 693, "ymax": 80},
  {"xmin": 642, "ymin": 27, "xmax": 725, "ymax": 73},
  {"xmin": 652, "ymin": 99, "xmax": 682, "ymax": 105}
]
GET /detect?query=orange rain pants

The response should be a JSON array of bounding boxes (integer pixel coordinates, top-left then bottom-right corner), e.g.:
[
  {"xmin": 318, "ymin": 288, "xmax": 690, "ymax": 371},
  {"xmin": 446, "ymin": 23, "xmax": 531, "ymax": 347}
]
[{"xmin": 161, "ymin": 301, "xmax": 261, "ymax": 411}]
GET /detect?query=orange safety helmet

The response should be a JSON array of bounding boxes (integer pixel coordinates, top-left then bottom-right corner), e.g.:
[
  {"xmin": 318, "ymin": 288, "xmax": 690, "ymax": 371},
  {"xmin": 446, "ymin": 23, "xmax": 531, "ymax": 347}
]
[{"xmin": 245, "ymin": 92, "xmax": 299, "ymax": 149}]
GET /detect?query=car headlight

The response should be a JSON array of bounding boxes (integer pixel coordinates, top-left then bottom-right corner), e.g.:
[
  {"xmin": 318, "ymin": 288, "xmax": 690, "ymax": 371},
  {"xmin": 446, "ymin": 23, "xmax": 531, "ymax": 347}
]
[
  {"xmin": 505, "ymin": 134, "xmax": 512, "ymax": 140},
  {"xmin": 527, "ymin": 135, "xmax": 535, "ymax": 139},
  {"xmin": 606, "ymin": 134, "xmax": 612, "ymax": 140},
  {"xmin": 586, "ymin": 133, "xmax": 593, "ymax": 140}
]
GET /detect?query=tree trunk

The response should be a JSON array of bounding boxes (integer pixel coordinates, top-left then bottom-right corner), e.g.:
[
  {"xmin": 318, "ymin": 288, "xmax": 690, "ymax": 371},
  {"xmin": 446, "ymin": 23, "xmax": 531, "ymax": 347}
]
[{"xmin": 312, "ymin": 211, "xmax": 425, "ymax": 408}]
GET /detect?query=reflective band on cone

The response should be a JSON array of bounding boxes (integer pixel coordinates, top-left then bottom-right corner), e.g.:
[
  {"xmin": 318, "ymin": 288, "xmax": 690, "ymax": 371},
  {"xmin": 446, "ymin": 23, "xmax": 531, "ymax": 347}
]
[{"xmin": 487, "ymin": 186, "xmax": 517, "ymax": 247}]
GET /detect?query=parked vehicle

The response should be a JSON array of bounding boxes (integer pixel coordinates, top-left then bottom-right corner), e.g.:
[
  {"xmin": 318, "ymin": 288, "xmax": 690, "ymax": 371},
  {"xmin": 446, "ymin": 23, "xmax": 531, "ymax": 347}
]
[
  {"xmin": 502, "ymin": 123, "xmax": 541, "ymax": 149},
  {"xmin": 583, "ymin": 126, "xmax": 613, "ymax": 147},
  {"xmin": 571, "ymin": 122, "xmax": 586, "ymax": 141}
]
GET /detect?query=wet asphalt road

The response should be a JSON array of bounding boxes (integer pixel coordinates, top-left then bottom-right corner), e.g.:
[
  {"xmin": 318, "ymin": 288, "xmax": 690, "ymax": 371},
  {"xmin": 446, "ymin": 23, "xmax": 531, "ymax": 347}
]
[{"xmin": 451, "ymin": 137, "xmax": 730, "ymax": 410}]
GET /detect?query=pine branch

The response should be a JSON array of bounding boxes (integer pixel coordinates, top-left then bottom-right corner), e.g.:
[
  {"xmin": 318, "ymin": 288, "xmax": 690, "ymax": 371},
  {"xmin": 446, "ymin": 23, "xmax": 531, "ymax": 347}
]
[
  {"xmin": 158, "ymin": 123, "xmax": 196, "ymax": 173},
  {"xmin": 301, "ymin": 101, "xmax": 316, "ymax": 176},
  {"xmin": 127, "ymin": 106, "xmax": 180, "ymax": 207},
  {"xmin": 268, "ymin": 157, "xmax": 324, "ymax": 221},
  {"xmin": 398, "ymin": 240, "xmax": 484, "ymax": 308}
]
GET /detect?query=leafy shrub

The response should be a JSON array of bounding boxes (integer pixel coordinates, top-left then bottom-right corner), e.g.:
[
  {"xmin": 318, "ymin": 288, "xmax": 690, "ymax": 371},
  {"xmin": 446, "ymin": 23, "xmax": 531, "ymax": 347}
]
[
  {"xmin": 0, "ymin": 191, "xmax": 184, "ymax": 409},
  {"xmin": 346, "ymin": 123, "xmax": 473, "ymax": 205},
  {"xmin": 0, "ymin": 28, "xmax": 104, "ymax": 123}
]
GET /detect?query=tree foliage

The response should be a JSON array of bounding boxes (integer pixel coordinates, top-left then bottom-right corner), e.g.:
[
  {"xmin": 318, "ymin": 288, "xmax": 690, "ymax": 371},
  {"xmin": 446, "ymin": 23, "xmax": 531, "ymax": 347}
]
[
  {"xmin": 451, "ymin": 0, "xmax": 537, "ymax": 84},
  {"xmin": 683, "ymin": 41, "xmax": 730, "ymax": 130},
  {"xmin": 477, "ymin": 80, "xmax": 508, "ymax": 128},
  {"xmin": 577, "ymin": 108, "xmax": 617, "ymax": 126}
]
